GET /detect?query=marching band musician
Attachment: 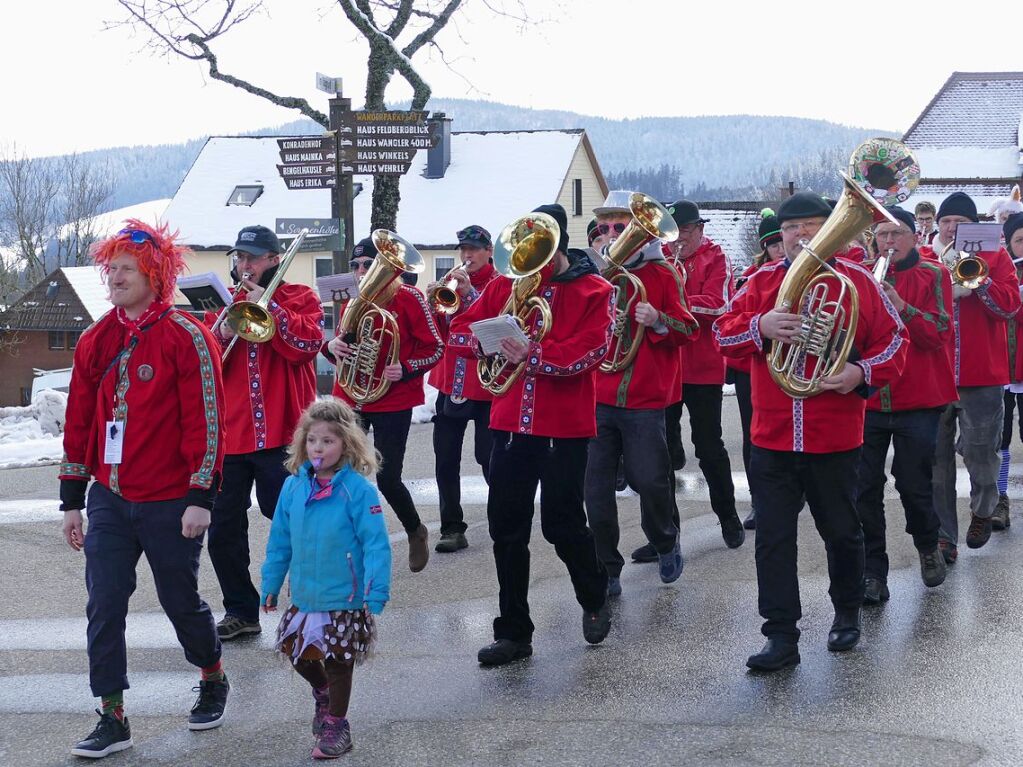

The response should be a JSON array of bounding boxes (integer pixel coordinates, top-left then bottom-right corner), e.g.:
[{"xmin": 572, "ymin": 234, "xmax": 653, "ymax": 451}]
[
  {"xmin": 854, "ymin": 207, "xmax": 954, "ymax": 605},
  {"xmin": 205, "ymin": 225, "xmax": 324, "ymax": 641},
  {"xmin": 448, "ymin": 203, "xmax": 615, "ymax": 667},
  {"xmin": 714, "ymin": 192, "xmax": 908, "ymax": 672},
  {"xmin": 923, "ymin": 192, "xmax": 1021, "ymax": 561},
  {"xmin": 995, "ymin": 212, "xmax": 1023, "ymax": 529},
  {"xmin": 914, "ymin": 201, "xmax": 937, "ymax": 246},
  {"xmin": 657, "ymin": 200, "xmax": 745, "ymax": 554},
  {"xmin": 425, "ymin": 225, "xmax": 502, "ymax": 554},
  {"xmin": 326, "ymin": 235, "xmax": 444, "ymax": 573},
  {"xmin": 584, "ymin": 208, "xmax": 700, "ymax": 597}
]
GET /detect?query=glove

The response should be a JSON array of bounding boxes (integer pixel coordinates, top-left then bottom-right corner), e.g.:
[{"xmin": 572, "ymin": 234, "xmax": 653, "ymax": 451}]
[{"xmin": 952, "ymin": 285, "xmax": 973, "ymax": 300}]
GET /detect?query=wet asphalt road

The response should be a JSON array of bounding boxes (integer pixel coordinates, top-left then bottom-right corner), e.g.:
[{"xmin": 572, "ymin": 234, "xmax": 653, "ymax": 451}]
[{"xmin": 3, "ymin": 401, "xmax": 1023, "ymax": 766}]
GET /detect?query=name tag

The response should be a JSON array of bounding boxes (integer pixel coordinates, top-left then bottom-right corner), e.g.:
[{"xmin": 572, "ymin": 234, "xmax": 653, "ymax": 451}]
[{"xmin": 104, "ymin": 421, "xmax": 125, "ymax": 465}]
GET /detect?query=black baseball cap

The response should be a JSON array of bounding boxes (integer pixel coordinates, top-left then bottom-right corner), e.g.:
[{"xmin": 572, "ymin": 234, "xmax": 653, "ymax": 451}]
[
  {"xmin": 457, "ymin": 225, "xmax": 492, "ymax": 249},
  {"xmin": 229, "ymin": 225, "xmax": 280, "ymax": 258}
]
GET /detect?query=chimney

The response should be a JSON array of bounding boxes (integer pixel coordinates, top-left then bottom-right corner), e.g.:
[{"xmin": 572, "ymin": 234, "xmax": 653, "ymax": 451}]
[{"xmin": 425, "ymin": 112, "xmax": 452, "ymax": 179}]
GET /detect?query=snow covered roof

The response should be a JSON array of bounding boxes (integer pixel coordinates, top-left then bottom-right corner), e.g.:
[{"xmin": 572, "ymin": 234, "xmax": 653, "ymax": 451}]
[
  {"xmin": 58, "ymin": 199, "xmax": 170, "ymax": 241},
  {"xmin": 906, "ymin": 181, "xmax": 1016, "ymax": 219},
  {"xmin": 698, "ymin": 204, "xmax": 761, "ymax": 272},
  {"xmin": 0, "ymin": 266, "xmax": 109, "ymax": 332},
  {"xmin": 162, "ymin": 131, "xmax": 589, "ymax": 250},
  {"xmin": 62, "ymin": 266, "xmax": 111, "ymax": 322}
]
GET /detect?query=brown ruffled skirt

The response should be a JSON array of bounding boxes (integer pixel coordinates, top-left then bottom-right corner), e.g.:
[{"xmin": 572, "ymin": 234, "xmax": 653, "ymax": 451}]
[{"xmin": 274, "ymin": 606, "xmax": 376, "ymax": 666}]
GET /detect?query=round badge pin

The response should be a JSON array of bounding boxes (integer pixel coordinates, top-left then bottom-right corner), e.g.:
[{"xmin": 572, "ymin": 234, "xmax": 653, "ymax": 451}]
[{"xmin": 137, "ymin": 364, "xmax": 154, "ymax": 381}]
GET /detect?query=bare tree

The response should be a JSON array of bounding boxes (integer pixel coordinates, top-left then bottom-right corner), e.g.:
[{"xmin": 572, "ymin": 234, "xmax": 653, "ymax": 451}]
[{"xmin": 112, "ymin": 0, "xmax": 533, "ymax": 231}]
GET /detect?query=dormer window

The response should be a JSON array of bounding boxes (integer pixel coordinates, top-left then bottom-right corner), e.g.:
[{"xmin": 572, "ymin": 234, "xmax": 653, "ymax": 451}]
[{"xmin": 227, "ymin": 185, "xmax": 264, "ymax": 206}]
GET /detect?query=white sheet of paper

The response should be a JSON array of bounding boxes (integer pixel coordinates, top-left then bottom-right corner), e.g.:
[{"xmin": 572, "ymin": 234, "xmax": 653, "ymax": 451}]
[
  {"xmin": 954, "ymin": 223, "xmax": 1002, "ymax": 254},
  {"xmin": 316, "ymin": 272, "xmax": 359, "ymax": 303},
  {"xmin": 469, "ymin": 315, "xmax": 530, "ymax": 356},
  {"xmin": 104, "ymin": 420, "xmax": 125, "ymax": 465}
]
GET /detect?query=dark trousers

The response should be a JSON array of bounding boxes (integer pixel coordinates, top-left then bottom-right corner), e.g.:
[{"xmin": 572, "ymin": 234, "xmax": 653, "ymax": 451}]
[
  {"xmin": 750, "ymin": 446, "xmax": 864, "ymax": 642},
  {"xmin": 1002, "ymin": 390, "xmax": 1023, "ymax": 449},
  {"xmin": 488, "ymin": 432, "xmax": 608, "ymax": 642},
  {"xmin": 585, "ymin": 404, "xmax": 679, "ymax": 576},
  {"xmin": 84, "ymin": 482, "xmax": 220, "ymax": 697},
  {"xmin": 665, "ymin": 383, "xmax": 737, "ymax": 519},
  {"xmin": 208, "ymin": 447, "xmax": 288, "ymax": 623},
  {"xmin": 856, "ymin": 409, "xmax": 942, "ymax": 581},
  {"xmin": 733, "ymin": 371, "xmax": 754, "ymax": 502},
  {"xmin": 433, "ymin": 393, "xmax": 493, "ymax": 535},
  {"xmin": 359, "ymin": 409, "xmax": 421, "ymax": 534}
]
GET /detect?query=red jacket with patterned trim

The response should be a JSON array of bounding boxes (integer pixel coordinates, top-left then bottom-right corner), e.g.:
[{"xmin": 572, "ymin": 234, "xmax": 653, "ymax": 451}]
[
  {"xmin": 726, "ymin": 261, "xmax": 762, "ymax": 375},
  {"xmin": 448, "ymin": 261, "xmax": 614, "ymax": 438},
  {"xmin": 713, "ymin": 258, "xmax": 908, "ymax": 453},
  {"xmin": 867, "ymin": 252, "xmax": 956, "ymax": 412},
  {"xmin": 666, "ymin": 237, "xmax": 732, "ymax": 385},
  {"xmin": 205, "ymin": 282, "xmax": 323, "ymax": 454},
  {"xmin": 921, "ymin": 241, "xmax": 1021, "ymax": 387},
  {"xmin": 596, "ymin": 260, "xmax": 699, "ymax": 409},
  {"xmin": 60, "ymin": 304, "xmax": 226, "ymax": 506},
  {"xmin": 328, "ymin": 283, "xmax": 444, "ymax": 413},
  {"xmin": 428, "ymin": 262, "xmax": 503, "ymax": 402}
]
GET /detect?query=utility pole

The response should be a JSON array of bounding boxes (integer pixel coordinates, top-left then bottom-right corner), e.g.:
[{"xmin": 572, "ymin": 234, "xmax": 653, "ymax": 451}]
[{"xmin": 328, "ymin": 93, "xmax": 355, "ymax": 275}]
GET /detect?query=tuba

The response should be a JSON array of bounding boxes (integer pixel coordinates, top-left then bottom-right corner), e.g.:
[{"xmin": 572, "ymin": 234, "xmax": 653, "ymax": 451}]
[
  {"xmin": 429, "ymin": 264, "xmax": 467, "ymax": 314},
  {"xmin": 220, "ymin": 228, "xmax": 308, "ymax": 361},
  {"xmin": 939, "ymin": 241, "xmax": 988, "ymax": 289},
  {"xmin": 335, "ymin": 229, "xmax": 424, "ymax": 405},
  {"xmin": 769, "ymin": 138, "xmax": 920, "ymax": 398},
  {"xmin": 477, "ymin": 212, "xmax": 558, "ymax": 396},
  {"xmin": 599, "ymin": 192, "xmax": 679, "ymax": 373}
]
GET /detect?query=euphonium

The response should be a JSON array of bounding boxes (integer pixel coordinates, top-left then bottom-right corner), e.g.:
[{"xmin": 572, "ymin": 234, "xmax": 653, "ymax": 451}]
[
  {"xmin": 770, "ymin": 138, "xmax": 920, "ymax": 398},
  {"xmin": 477, "ymin": 212, "xmax": 558, "ymax": 396},
  {"xmin": 221, "ymin": 229, "xmax": 308, "ymax": 361},
  {"xmin": 335, "ymin": 229, "xmax": 424, "ymax": 405},
  {"xmin": 429, "ymin": 264, "xmax": 467, "ymax": 314},
  {"xmin": 599, "ymin": 192, "xmax": 679, "ymax": 373},
  {"xmin": 939, "ymin": 241, "xmax": 988, "ymax": 289}
]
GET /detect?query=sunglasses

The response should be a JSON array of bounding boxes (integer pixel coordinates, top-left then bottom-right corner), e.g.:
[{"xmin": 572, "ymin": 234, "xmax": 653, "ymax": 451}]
[
  {"xmin": 596, "ymin": 222, "xmax": 627, "ymax": 237},
  {"xmin": 118, "ymin": 228, "xmax": 155, "ymax": 245},
  {"xmin": 349, "ymin": 258, "xmax": 375, "ymax": 270},
  {"xmin": 457, "ymin": 226, "xmax": 490, "ymax": 244}
]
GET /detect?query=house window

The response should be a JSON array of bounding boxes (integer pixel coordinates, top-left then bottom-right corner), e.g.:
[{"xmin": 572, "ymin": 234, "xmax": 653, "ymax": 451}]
[
  {"xmin": 315, "ymin": 256, "xmax": 334, "ymax": 279},
  {"xmin": 226, "ymin": 185, "xmax": 264, "ymax": 206},
  {"xmin": 435, "ymin": 256, "xmax": 455, "ymax": 281},
  {"xmin": 67, "ymin": 331, "xmax": 81, "ymax": 350},
  {"xmin": 573, "ymin": 179, "xmax": 583, "ymax": 216},
  {"xmin": 321, "ymin": 303, "xmax": 336, "ymax": 333},
  {"xmin": 48, "ymin": 331, "xmax": 65, "ymax": 350}
]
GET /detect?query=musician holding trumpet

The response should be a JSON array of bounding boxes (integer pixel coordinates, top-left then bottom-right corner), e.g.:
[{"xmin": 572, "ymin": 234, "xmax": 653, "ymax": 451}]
[{"xmin": 204, "ymin": 225, "xmax": 324, "ymax": 641}]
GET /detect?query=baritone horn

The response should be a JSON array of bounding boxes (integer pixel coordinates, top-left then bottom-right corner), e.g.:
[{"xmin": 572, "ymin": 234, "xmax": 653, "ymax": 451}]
[
  {"xmin": 770, "ymin": 138, "xmax": 920, "ymax": 398},
  {"xmin": 477, "ymin": 212, "xmax": 558, "ymax": 396},
  {"xmin": 335, "ymin": 229, "xmax": 424, "ymax": 405},
  {"xmin": 600, "ymin": 192, "xmax": 679, "ymax": 373}
]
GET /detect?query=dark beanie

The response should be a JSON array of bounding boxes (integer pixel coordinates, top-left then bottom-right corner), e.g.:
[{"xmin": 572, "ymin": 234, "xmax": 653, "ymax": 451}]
[
  {"xmin": 351, "ymin": 236, "xmax": 378, "ymax": 259},
  {"xmin": 936, "ymin": 191, "xmax": 978, "ymax": 223},
  {"xmin": 586, "ymin": 217, "xmax": 599, "ymax": 246},
  {"xmin": 884, "ymin": 206, "xmax": 916, "ymax": 233},
  {"xmin": 777, "ymin": 192, "xmax": 832, "ymax": 223},
  {"xmin": 532, "ymin": 203, "xmax": 570, "ymax": 253},
  {"xmin": 1004, "ymin": 212, "xmax": 1023, "ymax": 251},
  {"xmin": 758, "ymin": 208, "xmax": 782, "ymax": 246}
]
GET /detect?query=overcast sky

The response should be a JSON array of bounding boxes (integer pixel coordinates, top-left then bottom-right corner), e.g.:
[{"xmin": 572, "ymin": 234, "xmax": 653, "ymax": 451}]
[{"xmin": 3, "ymin": 0, "xmax": 1020, "ymax": 158}]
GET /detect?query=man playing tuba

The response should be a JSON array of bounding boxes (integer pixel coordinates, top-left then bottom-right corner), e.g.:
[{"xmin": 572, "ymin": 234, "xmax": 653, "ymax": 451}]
[{"xmin": 714, "ymin": 192, "xmax": 908, "ymax": 672}]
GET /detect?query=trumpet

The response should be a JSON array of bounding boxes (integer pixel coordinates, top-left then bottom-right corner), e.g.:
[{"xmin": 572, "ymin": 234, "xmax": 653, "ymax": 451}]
[
  {"xmin": 429, "ymin": 264, "xmax": 467, "ymax": 314},
  {"xmin": 872, "ymin": 248, "xmax": 895, "ymax": 284},
  {"xmin": 939, "ymin": 242, "xmax": 988, "ymax": 289}
]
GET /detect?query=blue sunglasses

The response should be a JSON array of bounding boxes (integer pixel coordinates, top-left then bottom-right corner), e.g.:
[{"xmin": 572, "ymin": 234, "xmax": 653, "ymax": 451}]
[{"xmin": 118, "ymin": 228, "xmax": 155, "ymax": 245}]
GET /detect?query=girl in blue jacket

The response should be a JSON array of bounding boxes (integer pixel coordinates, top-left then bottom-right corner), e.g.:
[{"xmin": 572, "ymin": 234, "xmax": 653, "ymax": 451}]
[{"xmin": 261, "ymin": 397, "xmax": 392, "ymax": 760}]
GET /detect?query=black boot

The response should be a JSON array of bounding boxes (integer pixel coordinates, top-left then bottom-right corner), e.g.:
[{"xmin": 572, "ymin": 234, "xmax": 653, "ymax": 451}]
[
  {"xmin": 827, "ymin": 608, "xmax": 861, "ymax": 652},
  {"xmin": 746, "ymin": 637, "xmax": 800, "ymax": 671}
]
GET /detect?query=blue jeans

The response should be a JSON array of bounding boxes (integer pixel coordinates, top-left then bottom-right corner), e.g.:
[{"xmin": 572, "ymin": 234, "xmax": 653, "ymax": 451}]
[
  {"xmin": 856, "ymin": 409, "xmax": 942, "ymax": 581},
  {"xmin": 85, "ymin": 482, "xmax": 220, "ymax": 697}
]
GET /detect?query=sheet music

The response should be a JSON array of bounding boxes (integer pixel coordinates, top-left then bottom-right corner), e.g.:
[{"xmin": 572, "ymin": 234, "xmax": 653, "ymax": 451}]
[
  {"xmin": 469, "ymin": 315, "xmax": 530, "ymax": 356},
  {"xmin": 953, "ymin": 223, "xmax": 1002, "ymax": 254},
  {"xmin": 316, "ymin": 272, "xmax": 359, "ymax": 303},
  {"xmin": 177, "ymin": 272, "xmax": 232, "ymax": 305}
]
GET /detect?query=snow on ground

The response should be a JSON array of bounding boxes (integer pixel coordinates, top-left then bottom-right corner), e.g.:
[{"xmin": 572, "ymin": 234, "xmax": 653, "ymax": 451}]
[
  {"xmin": 0, "ymin": 390, "xmax": 67, "ymax": 469},
  {"xmin": 412, "ymin": 383, "xmax": 438, "ymax": 424}
]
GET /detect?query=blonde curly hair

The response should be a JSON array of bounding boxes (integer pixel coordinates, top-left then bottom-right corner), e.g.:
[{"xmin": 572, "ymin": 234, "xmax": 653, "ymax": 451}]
[{"xmin": 285, "ymin": 397, "xmax": 380, "ymax": 477}]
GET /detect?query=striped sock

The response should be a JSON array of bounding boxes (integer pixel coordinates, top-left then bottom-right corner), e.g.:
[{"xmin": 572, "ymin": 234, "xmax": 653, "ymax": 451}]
[
  {"xmin": 101, "ymin": 692, "xmax": 124, "ymax": 722},
  {"xmin": 201, "ymin": 660, "xmax": 225, "ymax": 682},
  {"xmin": 999, "ymin": 448, "xmax": 1010, "ymax": 495}
]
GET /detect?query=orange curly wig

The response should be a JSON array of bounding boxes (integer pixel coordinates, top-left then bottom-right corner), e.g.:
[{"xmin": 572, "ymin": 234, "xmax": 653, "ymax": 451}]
[{"xmin": 91, "ymin": 219, "xmax": 191, "ymax": 304}]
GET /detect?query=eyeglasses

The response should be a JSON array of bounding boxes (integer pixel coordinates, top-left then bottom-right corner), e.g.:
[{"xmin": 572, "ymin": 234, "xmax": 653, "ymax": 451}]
[
  {"xmin": 781, "ymin": 222, "xmax": 823, "ymax": 235},
  {"xmin": 873, "ymin": 228, "xmax": 913, "ymax": 240},
  {"xmin": 349, "ymin": 258, "xmax": 374, "ymax": 270},
  {"xmin": 597, "ymin": 222, "xmax": 627, "ymax": 236},
  {"xmin": 231, "ymin": 252, "xmax": 270, "ymax": 264},
  {"xmin": 118, "ymin": 228, "xmax": 154, "ymax": 245}
]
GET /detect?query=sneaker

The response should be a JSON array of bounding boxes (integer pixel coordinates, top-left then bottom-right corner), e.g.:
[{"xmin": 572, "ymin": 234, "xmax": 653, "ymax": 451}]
[
  {"xmin": 216, "ymin": 614, "xmax": 261, "ymax": 641},
  {"xmin": 630, "ymin": 542, "xmax": 658, "ymax": 564},
  {"xmin": 312, "ymin": 715, "xmax": 353, "ymax": 759},
  {"xmin": 434, "ymin": 532, "xmax": 468, "ymax": 553},
  {"xmin": 965, "ymin": 514, "xmax": 992, "ymax": 549},
  {"xmin": 743, "ymin": 509, "xmax": 757, "ymax": 530},
  {"xmin": 658, "ymin": 537, "xmax": 684, "ymax": 584},
  {"xmin": 720, "ymin": 512, "xmax": 746, "ymax": 549},
  {"xmin": 918, "ymin": 546, "xmax": 947, "ymax": 588},
  {"xmin": 606, "ymin": 576, "xmax": 622, "ymax": 598},
  {"xmin": 70, "ymin": 710, "xmax": 133, "ymax": 758},
  {"xmin": 188, "ymin": 677, "xmax": 229, "ymax": 730},
  {"xmin": 408, "ymin": 524, "xmax": 430, "ymax": 572},
  {"xmin": 992, "ymin": 494, "xmax": 1011, "ymax": 531},
  {"xmin": 938, "ymin": 539, "xmax": 958, "ymax": 565},
  {"xmin": 862, "ymin": 576, "xmax": 890, "ymax": 605},
  {"xmin": 312, "ymin": 686, "xmax": 329, "ymax": 736},
  {"xmin": 582, "ymin": 602, "xmax": 611, "ymax": 645},
  {"xmin": 477, "ymin": 639, "xmax": 532, "ymax": 666}
]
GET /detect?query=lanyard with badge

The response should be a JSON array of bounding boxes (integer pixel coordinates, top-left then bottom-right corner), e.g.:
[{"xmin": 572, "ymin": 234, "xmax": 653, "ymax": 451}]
[{"xmin": 104, "ymin": 339, "xmax": 136, "ymax": 466}]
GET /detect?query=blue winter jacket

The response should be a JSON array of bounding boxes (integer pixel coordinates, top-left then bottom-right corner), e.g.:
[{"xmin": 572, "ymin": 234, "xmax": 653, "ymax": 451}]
[{"xmin": 260, "ymin": 461, "xmax": 392, "ymax": 614}]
